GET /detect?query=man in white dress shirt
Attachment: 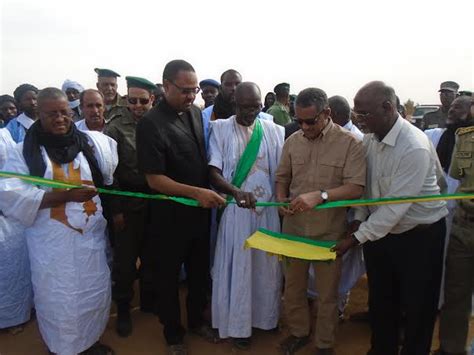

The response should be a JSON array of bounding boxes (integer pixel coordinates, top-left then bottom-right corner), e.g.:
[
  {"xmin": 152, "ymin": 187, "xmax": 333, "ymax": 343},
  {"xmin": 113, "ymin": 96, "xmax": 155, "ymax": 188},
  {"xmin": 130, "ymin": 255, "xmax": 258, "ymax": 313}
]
[
  {"xmin": 334, "ymin": 81, "xmax": 448, "ymax": 355},
  {"xmin": 5, "ymin": 84, "xmax": 39, "ymax": 143},
  {"xmin": 329, "ymin": 95, "xmax": 363, "ymax": 140},
  {"xmin": 75, "ymin": 90, "xmax": 106, "ymax": 132}
]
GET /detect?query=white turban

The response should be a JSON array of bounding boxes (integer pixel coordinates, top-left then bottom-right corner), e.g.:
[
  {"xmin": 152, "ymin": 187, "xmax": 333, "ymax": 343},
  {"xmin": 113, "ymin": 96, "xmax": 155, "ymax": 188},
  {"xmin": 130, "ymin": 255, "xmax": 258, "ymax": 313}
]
[{"xmin": 61, "ymin": 79, "xmax": 84, "ymax": 94}]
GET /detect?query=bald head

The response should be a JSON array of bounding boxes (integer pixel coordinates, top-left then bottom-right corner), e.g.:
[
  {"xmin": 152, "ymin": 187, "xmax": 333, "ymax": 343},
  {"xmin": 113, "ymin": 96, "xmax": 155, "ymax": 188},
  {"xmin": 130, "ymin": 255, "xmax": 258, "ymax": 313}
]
[
  {"xmin": 235, "ymin": 82, "xmax": 261, "ymax": 102},
  {"xmin": 356, "ymin": 81, "xmax": 397, "ymax": 107},
  {"xmin": 354, "ymin": 81, "xmax": 398, "ymax": 139},
  {"xmin": 235, "ymin": 82, "xmax": 262, "ymax": 126}
]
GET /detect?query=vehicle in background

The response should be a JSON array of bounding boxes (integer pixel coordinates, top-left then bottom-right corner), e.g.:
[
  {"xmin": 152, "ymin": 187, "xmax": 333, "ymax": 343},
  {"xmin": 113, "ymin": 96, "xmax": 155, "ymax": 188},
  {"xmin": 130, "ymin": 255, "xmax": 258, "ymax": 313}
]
[{"xmin": 410, "ymin": 104, "xmax": 440, "ymax": 129}]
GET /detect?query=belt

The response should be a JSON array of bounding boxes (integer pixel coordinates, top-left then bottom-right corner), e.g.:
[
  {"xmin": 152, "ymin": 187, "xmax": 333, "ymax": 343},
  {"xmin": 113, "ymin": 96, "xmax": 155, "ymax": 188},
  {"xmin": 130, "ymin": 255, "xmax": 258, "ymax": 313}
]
[{"xmin": 412, "ymin": 223, "xmax": 432, "ymax": 231}]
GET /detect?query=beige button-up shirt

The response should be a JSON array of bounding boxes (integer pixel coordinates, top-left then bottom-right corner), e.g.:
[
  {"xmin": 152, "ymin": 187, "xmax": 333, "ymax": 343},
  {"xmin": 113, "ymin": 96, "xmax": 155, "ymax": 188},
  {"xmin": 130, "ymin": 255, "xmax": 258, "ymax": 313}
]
[
  {"xmin": 354, "ymin": 116, "xmax": 448, "ymax": 243},
  {"xmin": 276, "ymin": 119, "xmax": 366, "ymax": 240}
]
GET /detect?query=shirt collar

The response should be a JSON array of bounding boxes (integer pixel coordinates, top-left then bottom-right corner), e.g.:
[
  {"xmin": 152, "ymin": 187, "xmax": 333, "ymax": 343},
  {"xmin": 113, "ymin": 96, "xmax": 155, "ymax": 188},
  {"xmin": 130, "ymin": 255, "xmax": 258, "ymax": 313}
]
[
  {"xmin": 343, "ymin": 120, "xmax": 353, "ymax": 131},
  {"xmin": 321, "ymin": 118, "xmax": 333, "ymax": 137},
  {"xmin": 380, "ymin": 115, "xmax": 403, "ymax": 147},
  {"xmin": 17, "ymin": 113, "xmax": 35, "ymax": 130}
]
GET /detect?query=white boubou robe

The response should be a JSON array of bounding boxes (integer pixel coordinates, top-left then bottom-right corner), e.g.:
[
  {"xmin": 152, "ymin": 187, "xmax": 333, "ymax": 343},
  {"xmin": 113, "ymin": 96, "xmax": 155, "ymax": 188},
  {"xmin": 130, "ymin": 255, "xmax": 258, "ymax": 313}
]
[
  {"xmin": 0, "ymin": 131, "xmax": 117, "ymax": 354},
  {"xmin": 208, "ymin": 116, "xmax": 284, "ymax": 338},
  {"xmin": 0, "ymin": 128, "xmax": 33, "ymax": 328}
]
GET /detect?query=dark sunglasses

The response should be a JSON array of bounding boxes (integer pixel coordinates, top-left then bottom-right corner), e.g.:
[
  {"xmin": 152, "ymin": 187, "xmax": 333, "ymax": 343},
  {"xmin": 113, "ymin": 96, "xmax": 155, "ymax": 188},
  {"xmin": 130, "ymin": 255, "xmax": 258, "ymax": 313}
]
[
  {"xmin": 128, "ymin": 97, "xmax": 150, "ymax": 105},
  {"xmin": 296, "ymin": 108, "xmax": 325, "ymax": 126}
]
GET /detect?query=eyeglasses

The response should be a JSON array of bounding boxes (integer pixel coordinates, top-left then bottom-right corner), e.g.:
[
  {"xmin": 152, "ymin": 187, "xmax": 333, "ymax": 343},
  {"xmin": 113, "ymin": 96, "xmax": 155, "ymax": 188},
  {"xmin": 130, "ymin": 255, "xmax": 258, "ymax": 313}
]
[
  {"xmin": 170, "ymin": 81, "xmax": 200, "ymax": 95},
  {"xmin": 296, "ymin": 109, "xmax": 325, "ymax": 126},
  {"xmin": 128, "ymin": 97, "xmax": 150, "ymax": 105},
  {"xmin": 44, "ymin": 110, "xmax": 74, "ymax": 119},
  {"xmin": 352, "ymin": 111, "xmax": 371, "ymax": 121}
]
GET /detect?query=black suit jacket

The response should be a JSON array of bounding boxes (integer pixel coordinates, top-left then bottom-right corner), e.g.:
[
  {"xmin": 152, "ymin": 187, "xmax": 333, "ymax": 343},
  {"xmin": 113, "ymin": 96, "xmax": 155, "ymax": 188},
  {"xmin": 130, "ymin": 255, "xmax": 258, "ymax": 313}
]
[{"xmin": 136, "ymin": 100, "xmax": 210, "ymax": 236}]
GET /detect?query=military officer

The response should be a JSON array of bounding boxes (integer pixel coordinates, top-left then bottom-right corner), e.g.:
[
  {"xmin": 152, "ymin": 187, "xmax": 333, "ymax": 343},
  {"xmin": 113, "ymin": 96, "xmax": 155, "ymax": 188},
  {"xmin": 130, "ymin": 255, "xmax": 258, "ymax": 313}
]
[
  {"xmin": 104, "ymin": 76, "xmax": 156, "ymax": 337},
  {"xmin": 267, "ymin": 82, "xmax": 292, "ymax": 126},
  {"xmin": 95, "ymin": 68, "xmax": 128, "ymax": 122},
  {"xmin": 423, "ymin": 81, "xmax": 459, "ymax": 130},
  {"xmin": 437, "ymin": 92, "xmax": 474, "ymax": 354}
]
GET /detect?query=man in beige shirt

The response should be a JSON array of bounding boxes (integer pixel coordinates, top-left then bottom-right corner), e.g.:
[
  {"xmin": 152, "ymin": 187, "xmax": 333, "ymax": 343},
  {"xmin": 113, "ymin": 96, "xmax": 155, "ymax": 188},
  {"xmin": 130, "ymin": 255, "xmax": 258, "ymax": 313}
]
[{"xmin": 276, "ymin": 88, "xmax": 366, "ymax": 355}]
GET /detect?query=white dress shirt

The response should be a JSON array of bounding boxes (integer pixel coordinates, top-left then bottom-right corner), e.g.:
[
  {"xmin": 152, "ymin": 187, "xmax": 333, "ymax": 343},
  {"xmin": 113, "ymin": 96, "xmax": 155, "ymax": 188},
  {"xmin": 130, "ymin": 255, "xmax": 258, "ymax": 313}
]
[
  {"xmin": 354, "ymin": 116, "xmax": 448, "ymax": 243},
  {"xmin": 16, "ymin": 112, "xmax": 35, "ymax": 130},
  {"xmin": 343, "ymin": 120, "xmax": 364, "ymax": 140},
  {"xmin": 75, "ymin": 119, "xmax": 104, "ymax": 132}
]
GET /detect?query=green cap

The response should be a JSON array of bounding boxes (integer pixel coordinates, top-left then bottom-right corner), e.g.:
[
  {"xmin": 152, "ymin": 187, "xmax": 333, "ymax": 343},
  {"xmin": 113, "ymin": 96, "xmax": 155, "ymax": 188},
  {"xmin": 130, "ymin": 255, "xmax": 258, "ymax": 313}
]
[
  {"xmin": 458, "ymin": 90, "xmax": 472, "ymax": 97},
  {"xmin": 94, "ymin": 68, "xmax": 121, "ymax": 78},
  {"xmin": 125, "ymin": 76, "xmax": 157, "ymax": 91}
]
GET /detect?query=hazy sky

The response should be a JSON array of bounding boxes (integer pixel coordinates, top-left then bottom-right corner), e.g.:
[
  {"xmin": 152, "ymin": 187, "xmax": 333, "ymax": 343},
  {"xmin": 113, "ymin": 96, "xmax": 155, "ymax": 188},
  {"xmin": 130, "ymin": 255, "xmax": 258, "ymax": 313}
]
[{"xmin": 1, "ymin": 0, "xmax": 473, "ymax": 106}]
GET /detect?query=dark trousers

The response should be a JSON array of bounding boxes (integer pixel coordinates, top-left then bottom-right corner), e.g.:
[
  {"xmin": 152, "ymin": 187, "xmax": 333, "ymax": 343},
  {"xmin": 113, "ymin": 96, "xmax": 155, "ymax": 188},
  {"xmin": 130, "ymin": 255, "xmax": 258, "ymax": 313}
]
[
  {"xmin": 364, "ymin": 218, "xmax": 445, "ymax": 355},
  {"xmin": 112, "ymin": 207, "xmax": 154, "ymax": 309},
  {"xmin": 148, "ymin": 204, "xmax": 210, "ymax": 345}
]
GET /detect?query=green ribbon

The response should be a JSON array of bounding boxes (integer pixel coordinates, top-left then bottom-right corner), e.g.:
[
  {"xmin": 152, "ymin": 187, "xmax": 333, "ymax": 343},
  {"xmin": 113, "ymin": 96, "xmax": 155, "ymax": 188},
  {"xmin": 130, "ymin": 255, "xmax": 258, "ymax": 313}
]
[
  {"xmin": 226, "ymin": 119, "xmax": 263, "ymax": 202},
  {"xmin": 1, "ymin": 170, "xmax": 474, "ymax": 209}
]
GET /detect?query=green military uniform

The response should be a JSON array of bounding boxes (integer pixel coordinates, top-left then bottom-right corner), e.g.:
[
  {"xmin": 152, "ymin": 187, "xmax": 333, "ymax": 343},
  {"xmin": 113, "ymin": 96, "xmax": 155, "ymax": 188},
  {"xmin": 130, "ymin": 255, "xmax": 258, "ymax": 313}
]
[
  {"xmin": 105, "ymin": 94, "xmax": 128, "ymax": 123},
  {"xmin": 422, "ymin": 107, "xmax": 448, "ymax": 130},
  {"xmin": 423, "ymin": 81, "xmax": 460, "ymax": 130},
  {"xmin": 105, "ymin": 106, "xmax": 154, "ymax": 312},
  {"xmin": 94, "ymin": 68, "xmax": 128, "ymax": 123},
  {"xmin": 439, "ymin": 125, "xmax": 474, "ymax": 353},
  {"xmin": 268, "ymin": 82, "xmax": 292, "ymax": 126},
  {"xmin": 267, "ymin": 101, "xmax": 291, "ymax": 126}
]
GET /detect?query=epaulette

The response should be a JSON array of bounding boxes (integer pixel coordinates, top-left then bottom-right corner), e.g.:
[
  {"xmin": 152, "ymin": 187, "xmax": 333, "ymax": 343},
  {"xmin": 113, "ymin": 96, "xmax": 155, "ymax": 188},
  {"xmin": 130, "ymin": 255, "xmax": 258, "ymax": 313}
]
[{"xmin": 455, "ymin": 126, "xmax": 474, "ymax": 136}]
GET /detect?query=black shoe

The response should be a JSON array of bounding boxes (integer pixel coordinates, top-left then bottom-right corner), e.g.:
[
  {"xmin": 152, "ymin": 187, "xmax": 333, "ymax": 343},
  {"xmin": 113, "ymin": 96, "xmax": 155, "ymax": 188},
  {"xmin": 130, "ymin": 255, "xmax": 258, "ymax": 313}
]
[
  {"xmin": 189, "ymin": 325, "xmax": 220, "ymax": 343},
  {"xmin": 80, "ymin": 342, "xmax": 114, "ymax": 355},
  {"xmin": 432, "ymin": 350, "xmax": 467, "ymax": 355},
  {"xmin": 232, "ymin": 337, "xmax": 251, "ymax": 350},
  {"xmin": 168, "ymin": 344, "xmax": 188, "ymax": 355},
  {"xmin": 116, "ymin": 306, "xmax": 132, "ymax": 337},
  {"xmin": 279, "ymin": 335, "xmax": 310, "ymax": 354}
]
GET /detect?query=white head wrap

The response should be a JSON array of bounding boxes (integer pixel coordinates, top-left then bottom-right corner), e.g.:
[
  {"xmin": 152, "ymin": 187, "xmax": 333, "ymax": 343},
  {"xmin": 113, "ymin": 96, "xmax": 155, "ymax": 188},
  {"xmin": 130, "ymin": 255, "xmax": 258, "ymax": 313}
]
[{"xmin": 61, "ymin": 79, "xmax": 84, "ymax": 94}]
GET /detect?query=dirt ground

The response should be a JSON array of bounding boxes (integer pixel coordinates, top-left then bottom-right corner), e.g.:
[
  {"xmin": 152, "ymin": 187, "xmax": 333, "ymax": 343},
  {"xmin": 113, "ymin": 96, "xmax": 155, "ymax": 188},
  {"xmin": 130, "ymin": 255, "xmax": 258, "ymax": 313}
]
[{"xmin": 1, "ymin": 276, "xmax": 473, "ymax": 355}]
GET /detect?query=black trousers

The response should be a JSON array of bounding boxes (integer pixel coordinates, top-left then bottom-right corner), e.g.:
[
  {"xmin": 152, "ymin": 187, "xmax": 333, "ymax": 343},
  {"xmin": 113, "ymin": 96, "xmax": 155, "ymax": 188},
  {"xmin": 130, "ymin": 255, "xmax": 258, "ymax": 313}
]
[
  {"xmin": 148, "ymin": 203, "xmax": 210, "ymax": 345},
  {"xmin": 364, "ymin": 218, "xmax": 446, "ymax": 355},
  {"xmin": 112, "ymin": 206, "xmax": 154, "ymax": 309}
]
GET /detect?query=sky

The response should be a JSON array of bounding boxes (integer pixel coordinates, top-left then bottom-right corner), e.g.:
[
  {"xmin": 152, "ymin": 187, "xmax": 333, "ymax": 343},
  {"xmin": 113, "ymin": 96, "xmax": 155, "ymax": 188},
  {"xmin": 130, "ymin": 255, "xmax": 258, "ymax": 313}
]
[{"xmin": 1, "ymin": 0, "xmax": 473, "ymax": 106}]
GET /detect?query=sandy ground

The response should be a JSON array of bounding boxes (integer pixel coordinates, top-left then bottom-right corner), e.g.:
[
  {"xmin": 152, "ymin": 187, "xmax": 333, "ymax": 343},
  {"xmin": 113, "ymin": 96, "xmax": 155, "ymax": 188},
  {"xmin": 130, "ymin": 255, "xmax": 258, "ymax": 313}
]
[{"xmin": 1, "ymin": 276, "xmax": 473, "ymax": 355}]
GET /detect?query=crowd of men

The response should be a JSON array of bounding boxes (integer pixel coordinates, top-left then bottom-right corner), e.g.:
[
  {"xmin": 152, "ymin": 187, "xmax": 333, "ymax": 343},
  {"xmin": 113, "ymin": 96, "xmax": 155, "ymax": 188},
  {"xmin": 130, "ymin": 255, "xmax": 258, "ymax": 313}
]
[{"xmin": 0, "ymin": 60, "xmax": 473, "ymax": 355}]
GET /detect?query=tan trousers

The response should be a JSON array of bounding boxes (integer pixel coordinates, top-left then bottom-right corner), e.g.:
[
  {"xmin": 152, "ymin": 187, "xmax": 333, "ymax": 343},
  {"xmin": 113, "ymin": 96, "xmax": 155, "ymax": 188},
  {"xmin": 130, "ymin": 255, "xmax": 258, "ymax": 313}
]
[
  {"xmin": 439, "ymin": 214, "xmax": 474, "ymax": 353},
  {"xmin": 284, "ymin": 257, "xmax": 342, "ymax": 348}
]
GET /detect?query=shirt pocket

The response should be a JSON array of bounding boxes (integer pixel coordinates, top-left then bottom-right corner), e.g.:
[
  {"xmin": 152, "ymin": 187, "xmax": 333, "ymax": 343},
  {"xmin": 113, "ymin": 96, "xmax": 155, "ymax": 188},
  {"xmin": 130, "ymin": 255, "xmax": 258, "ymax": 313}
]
[
  {"xmin": 455, "ymin": 156, "xmax": 472, "ymax": 178},
  {"xmin": 318, "ymin": 159, "xmax": 344, "ymax": 187},
  {"xmin": 291, "ymin": 156, "xmax": 307, "ymax": 177}
]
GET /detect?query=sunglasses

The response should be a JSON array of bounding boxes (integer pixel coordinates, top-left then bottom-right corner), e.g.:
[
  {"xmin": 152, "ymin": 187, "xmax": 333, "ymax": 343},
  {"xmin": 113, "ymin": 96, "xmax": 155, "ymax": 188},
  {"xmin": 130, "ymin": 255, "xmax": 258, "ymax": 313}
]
[
  {"xmin": 128, "ymin": 97, "xmax": 150, "ymax": 105},
  {"xmin": 170, "ymin": 81, "xmax": 201, "ymax": 95},
  {"xmin": 296, "ymin": 108, "xmax": 325, "ymax": 126}
]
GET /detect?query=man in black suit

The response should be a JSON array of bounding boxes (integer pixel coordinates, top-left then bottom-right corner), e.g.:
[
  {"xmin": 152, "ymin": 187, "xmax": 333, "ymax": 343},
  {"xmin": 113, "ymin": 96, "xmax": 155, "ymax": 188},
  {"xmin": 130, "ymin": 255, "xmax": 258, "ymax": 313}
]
[{"xmin": 136, "ymin": 59, "xmax": 225, "ymax": 355}]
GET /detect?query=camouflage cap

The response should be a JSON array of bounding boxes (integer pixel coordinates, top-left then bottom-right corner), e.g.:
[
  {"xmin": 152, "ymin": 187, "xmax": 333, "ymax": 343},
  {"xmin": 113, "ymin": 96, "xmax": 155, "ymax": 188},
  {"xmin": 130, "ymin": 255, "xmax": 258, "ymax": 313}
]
[{"xmin": 439, "ymin": 81, "xmax": 459, "ymax": 92}]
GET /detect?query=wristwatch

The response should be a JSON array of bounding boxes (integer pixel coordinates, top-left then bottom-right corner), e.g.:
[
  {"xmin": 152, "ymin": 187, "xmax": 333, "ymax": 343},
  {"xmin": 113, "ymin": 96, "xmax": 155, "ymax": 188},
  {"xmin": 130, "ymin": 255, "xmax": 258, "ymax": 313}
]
[{"xmin": 320, "ymin": 190, "xmax": 329, "ymax": 204}]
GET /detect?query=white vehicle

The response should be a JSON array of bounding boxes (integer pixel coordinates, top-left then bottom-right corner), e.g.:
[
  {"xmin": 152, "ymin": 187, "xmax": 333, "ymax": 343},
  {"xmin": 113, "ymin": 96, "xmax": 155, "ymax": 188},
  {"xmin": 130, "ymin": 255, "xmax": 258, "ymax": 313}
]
[{"xmin": 411, "ymin": 104, "xmax": 440, "ymax": 128}]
